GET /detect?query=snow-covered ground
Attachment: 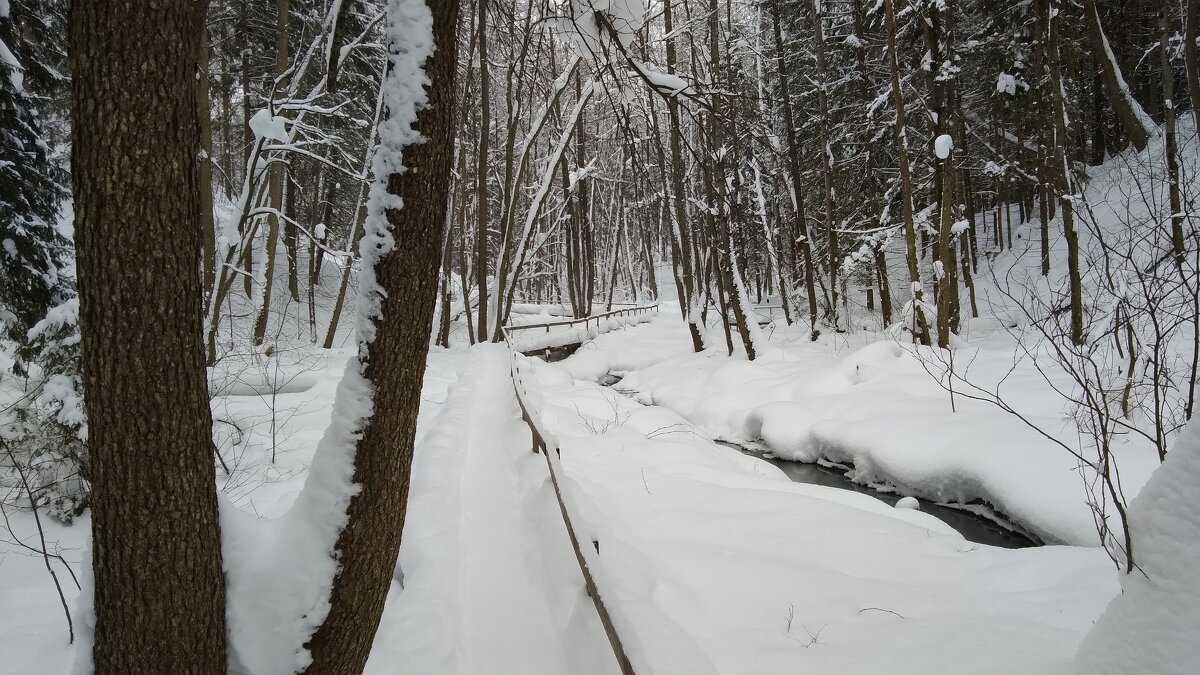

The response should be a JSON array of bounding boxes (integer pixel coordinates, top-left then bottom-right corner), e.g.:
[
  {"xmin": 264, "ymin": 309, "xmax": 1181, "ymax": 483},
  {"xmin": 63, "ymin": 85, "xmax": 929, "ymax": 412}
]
[
  {"xmin": 559, "ymin": 312, "xmax": 1162, "ymax": 546},
  {"xmin": 520, "ymin": 351, "xmax": 1118, "ymax": 673},
  {"xmin": 2, "ymin": 128, "xmax": 1188, "ymax": 670},
  {"xmin": 2, "ymin": 311, "xmax": 1132, "ymax": 674}
]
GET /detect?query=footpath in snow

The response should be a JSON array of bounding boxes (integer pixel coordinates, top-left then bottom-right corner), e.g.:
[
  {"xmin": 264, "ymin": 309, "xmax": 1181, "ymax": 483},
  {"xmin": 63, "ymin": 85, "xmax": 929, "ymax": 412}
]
[{"xmin": 368, "ymin": 344, "xmax": 619, "ymax": 675}]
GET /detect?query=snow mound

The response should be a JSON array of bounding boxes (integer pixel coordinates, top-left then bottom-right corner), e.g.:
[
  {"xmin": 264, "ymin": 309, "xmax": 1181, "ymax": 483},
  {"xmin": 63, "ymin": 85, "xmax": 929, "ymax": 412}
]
[
  {"xmin": 1073, "ymin": 418, "xmax": 1200, "ymax": 674},
  {"xmin": 744, "ymin": 401, "xmax": 819, "ymax": 462}
]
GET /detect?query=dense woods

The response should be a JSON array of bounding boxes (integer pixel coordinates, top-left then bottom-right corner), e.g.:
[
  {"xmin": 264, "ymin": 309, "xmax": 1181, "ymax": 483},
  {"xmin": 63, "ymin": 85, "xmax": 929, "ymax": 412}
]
[{"xmin": 2, "ymin": 0, "xmax": 1199, "ymax": 671}]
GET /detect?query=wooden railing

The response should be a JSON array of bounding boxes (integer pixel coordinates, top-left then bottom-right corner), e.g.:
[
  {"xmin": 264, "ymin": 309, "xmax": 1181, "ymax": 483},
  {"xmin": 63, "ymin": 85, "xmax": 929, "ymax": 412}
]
[
  {"xmin": 504, "ymin": 303, "xmax": 659, "ymax": 338},
  {"xmin": 499, "ymin": 307, "xmax": 659, "ymax": 675}
]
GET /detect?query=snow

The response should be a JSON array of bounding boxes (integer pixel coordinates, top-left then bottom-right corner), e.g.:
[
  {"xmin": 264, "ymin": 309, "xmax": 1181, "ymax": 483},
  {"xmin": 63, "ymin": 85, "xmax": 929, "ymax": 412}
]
[
  {"xmin": 896, "ymin": 496, "xmax": 920, "ymax": 509},
  {"xmin": 522, "ymin": 344, "xmax": 1118, "ymax": 672},
  {"xmin": 1073, "ymin": 417, "xmax": 1200, "ymax": 674},
  {"xmin": 996, "ymin": 73, "xmax": 1020, "ymax": 95},
  {"xmin": 934, "ymin": 134, "xmax": 953, "ymax": 160},
  {"xmin": 637, "ymin": 61, "xmax": 689, "ymax": 96},
  {"xmin": 565, "ymin": 313, "xmax": 1159, "ymax": 547},
  {"xmin": 248, "ymin": 109, "xmax": 289, "ymax": 142},
  {"xmin": 366, "ymin": 345, "xmax": 617, "ymax": 674},
  {"xmin": 0, "ymin": 308, "xmax": 1156, "ymax": 674},
  {"xmin": 0, "ymin": 37, "xmax": 21, "ymax": 92}
]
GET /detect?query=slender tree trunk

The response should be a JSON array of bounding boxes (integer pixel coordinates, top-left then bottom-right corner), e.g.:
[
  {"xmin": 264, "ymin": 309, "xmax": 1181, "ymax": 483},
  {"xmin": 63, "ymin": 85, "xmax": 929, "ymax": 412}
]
[
  {"xmin": 663, "ymin": 0, "xmax": 705, "ymax": 351},
  {"xmin": 72, "ymin": 0, "xmax": 226, "ymax": 669},
  {"xmin": 811, "ymin": 0, "xmax": 839, "ymax": 328},
  {"xmin": 1161, "ymin": 8, "xmax": 1186, "ymax": 270},
  {"xmin": 240, "ymin": 0, "xmax": 254, "ymax": 297},
  {"xmin": 253, "ymin": 0, "xmax": 290, "ymax": 345},
  {"xmin": 769, "ymin": 0, "xmax": 819, "ymax": 339},
  {"xmin": 302, "ymin": 0, "xmax": 459, "ymax": 669},
  {"xmin": 885, "ymin": 0, "xmax": 931, "ymax": 345},
  {"xmin": 277, "ymin": 0, "xmax": 299, "ymax": 305},
  {"xmin": 1048, "ymin": 0, "xmax": 1084, "ymax": 344},
  {"xmin": 198, "ymin": 15, "xmax": 217, "ymax": 312},
  {"xmin": 473, "ymin": 0, "xmax": 490, "ymax": 340},
  {"xmin": 1082, "ymin": 0, "xmax": 1153, "ymax": 151}
]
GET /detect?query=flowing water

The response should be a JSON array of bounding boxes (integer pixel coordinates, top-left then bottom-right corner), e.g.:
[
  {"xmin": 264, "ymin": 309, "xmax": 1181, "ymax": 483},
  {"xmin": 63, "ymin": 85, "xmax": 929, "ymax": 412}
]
[{"xmin": 597, "ymin": 372, "xmax": 1038, "ymax": 549}]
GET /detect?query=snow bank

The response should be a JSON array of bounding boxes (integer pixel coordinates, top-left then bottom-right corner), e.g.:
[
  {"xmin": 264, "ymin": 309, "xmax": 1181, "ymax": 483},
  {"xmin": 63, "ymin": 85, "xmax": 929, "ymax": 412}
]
[
  {"xmin": 526, "ymin": 356, "xmax": 1118, "ymax": 673},
  {"xmin": 1073, "ymin": 418, "xmax": 1200, "ymax": 675},
  {"xmin": 567, "ymin": 319, "xmax": 1160, "ymax": 546}
]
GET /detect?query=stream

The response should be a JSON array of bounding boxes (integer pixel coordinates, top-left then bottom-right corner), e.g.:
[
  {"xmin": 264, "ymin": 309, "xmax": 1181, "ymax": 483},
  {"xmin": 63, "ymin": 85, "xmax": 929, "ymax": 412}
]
[{"xmin": 597, "ymin": 372, "xmax": 1039, "ymax": 550}]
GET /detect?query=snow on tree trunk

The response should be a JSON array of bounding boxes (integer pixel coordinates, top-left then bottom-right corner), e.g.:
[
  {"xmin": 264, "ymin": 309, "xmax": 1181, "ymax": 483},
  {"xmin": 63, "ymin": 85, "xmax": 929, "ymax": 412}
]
[
  {"xmin": 223, "ymin": 1, "xmax": 443, "ymax": 671},
  {"xmin": 1073, "ymin": 417, "xmax": 1200, "ymax": 675}
]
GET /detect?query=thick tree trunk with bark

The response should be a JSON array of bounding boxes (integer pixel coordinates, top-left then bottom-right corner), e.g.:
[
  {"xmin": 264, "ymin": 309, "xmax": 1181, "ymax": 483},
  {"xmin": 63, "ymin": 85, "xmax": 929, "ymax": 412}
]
[
  {"xmin": 302, "ymin": 0, "xmax": 460, "ymax": 669},
  {"xmin": 71, "ymin": 0, "xmax": 226, "ymax": 670}
]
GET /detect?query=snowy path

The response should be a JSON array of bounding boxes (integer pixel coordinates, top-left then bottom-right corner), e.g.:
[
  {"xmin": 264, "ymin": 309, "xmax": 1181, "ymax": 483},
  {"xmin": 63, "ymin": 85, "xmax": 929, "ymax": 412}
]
[{"xmin": 368, "ymin": 345, "xmax": 619, "ymax": 674}]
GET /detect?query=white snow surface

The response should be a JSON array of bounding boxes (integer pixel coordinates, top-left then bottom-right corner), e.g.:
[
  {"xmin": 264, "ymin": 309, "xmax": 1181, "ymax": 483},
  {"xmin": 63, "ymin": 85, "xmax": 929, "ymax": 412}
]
[
  {"xmin": 1073, "ymin": 417, "xmax": 1200, "ymax": 675},
  {"xmin": 0, "ymin": 324, "xmax": 1134, "ymax": 674},
  {"xmin": 519, "ymin": 347, "xmax": 1117, "ymax": 673},
  {"xmin": 560, "ymin": 311, "xmax": 1160, "ymax": 546},
  {"xmin": 934, "ymin": 133, "xmax": 953, "ymax": 160},
  {"xmin": 248, "ymin": 109, "xmax": 289, "ymax": 142}
]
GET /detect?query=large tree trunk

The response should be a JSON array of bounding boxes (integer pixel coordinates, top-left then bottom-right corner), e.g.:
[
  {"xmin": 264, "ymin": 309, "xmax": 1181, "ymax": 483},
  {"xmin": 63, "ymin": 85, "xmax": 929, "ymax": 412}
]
[
  {"xmin": 301, "ymin": 0, "xmax": 460, "ymax": 669},
  {"xmin": 71, "ymin": 0, "xmax": 226, "ymax": 670}
]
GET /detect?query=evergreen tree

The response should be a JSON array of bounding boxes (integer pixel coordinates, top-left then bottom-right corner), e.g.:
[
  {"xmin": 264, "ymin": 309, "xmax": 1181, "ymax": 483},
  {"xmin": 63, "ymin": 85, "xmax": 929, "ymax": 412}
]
[{"xmin": 0, "ymin": 0, "xmax": 70, "ymax": 355}]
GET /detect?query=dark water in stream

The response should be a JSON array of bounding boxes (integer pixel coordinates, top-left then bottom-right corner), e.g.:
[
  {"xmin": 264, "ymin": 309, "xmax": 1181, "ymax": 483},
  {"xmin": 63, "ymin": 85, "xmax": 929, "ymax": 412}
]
[{"xmin": 597, "ymin": 373, "xmax": 1038, "ymax": 550}]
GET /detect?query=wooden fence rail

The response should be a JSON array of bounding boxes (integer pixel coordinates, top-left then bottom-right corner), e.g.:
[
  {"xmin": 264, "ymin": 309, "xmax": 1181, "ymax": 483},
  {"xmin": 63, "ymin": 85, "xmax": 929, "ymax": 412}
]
[
  {"xmin": 504, "ymin": 303, "xmax": 659, "ymax": 336},
  {"xmin": 500, "ymin": 307, "xmax": 658, "ymax": 675}
]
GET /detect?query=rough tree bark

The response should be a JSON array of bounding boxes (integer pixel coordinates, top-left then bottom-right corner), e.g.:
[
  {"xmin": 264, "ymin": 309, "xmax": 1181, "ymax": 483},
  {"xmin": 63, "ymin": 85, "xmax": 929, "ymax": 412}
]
[
  {"xmin": 301, "ymin": 0, "xmax": 460, "ymax": 669},
  {"xmin": 71, "ymin": 0, "xmax": 226, "ymax": 670}
]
